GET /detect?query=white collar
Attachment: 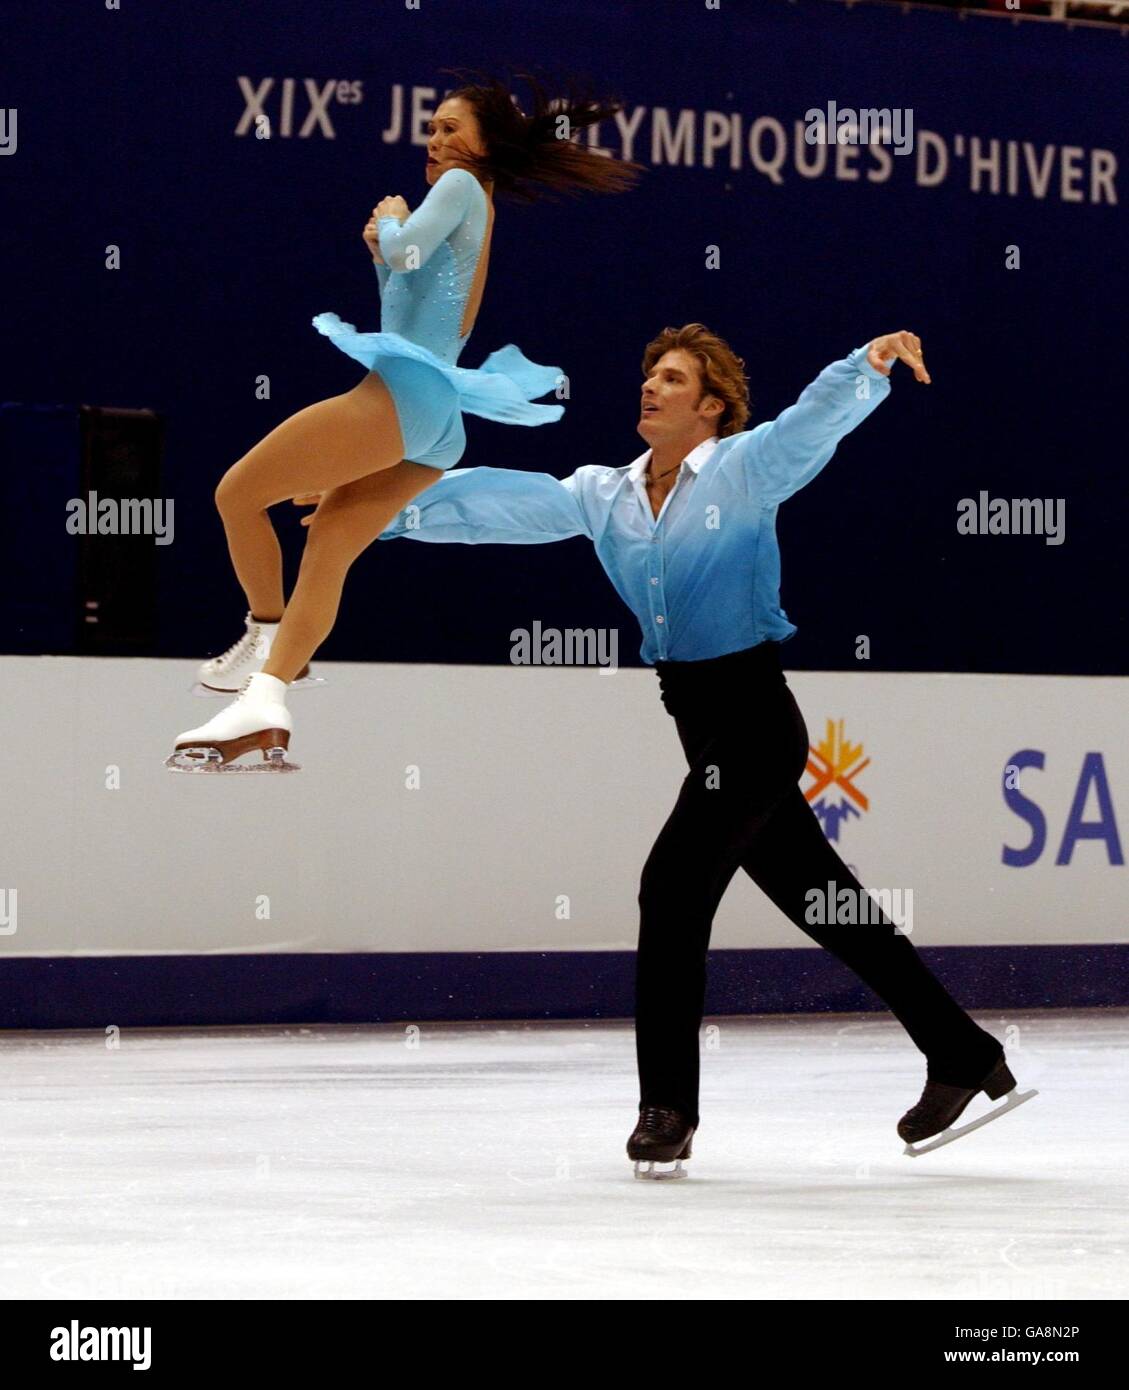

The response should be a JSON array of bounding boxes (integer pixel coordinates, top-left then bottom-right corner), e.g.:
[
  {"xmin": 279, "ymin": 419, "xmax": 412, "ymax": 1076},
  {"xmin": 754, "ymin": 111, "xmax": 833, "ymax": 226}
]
[{"xmin": 626, "ymin": 434, "xmax": 721, "ymax": 482}]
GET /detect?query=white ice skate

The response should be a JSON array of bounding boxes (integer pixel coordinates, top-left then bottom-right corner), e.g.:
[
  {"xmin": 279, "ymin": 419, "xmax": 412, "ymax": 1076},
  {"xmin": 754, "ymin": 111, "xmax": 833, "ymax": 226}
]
[
  {"xmin": 166, "ymin": 672, "xmax": 300, "ymax": 772},
  {"xmin": 193, "ymin": 611, "xmax": 326, "ymax": 696}
]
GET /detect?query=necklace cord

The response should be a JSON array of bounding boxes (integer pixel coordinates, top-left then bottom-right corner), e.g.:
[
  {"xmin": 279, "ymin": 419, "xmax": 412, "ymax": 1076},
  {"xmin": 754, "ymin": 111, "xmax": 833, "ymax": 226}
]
[{"xmin": 646, "ymin": 460, "xmax": 682, "ymax": 485}]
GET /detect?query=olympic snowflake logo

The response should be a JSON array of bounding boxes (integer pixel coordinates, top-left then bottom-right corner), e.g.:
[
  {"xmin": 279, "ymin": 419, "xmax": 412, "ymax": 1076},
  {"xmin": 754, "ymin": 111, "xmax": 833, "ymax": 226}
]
[{"xmin": 804, "ymin": 717, "xmax": 870, "ymax": 842}]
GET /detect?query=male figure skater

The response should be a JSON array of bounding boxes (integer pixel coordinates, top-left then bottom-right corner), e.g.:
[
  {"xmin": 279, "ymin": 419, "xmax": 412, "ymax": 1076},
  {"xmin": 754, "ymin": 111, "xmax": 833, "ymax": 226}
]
[{"xmin": 366, "ymin": 324, "xmax": 1032, "ymax": 1173}]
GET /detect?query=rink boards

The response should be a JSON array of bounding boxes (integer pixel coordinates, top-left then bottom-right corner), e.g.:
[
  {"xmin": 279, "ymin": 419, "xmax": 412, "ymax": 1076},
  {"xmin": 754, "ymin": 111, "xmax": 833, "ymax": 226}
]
[{"xmin": 0, "ymin": 657, "xmax": 1125, "ymax": 1026}]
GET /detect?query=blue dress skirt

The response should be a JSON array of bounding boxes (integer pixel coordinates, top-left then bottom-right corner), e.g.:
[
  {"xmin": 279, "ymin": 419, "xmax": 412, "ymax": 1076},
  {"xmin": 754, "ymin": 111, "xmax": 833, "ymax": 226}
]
[{"xmin": 312, "ymin": 313, "xmax": 565, "ymax": 471}]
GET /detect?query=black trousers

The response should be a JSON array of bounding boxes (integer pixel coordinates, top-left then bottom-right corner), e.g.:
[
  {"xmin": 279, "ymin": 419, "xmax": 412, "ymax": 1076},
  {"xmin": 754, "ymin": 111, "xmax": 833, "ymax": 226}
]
[{"xmin": 636, "ymin": 641, "xmax": 998, "ymax": 1127}]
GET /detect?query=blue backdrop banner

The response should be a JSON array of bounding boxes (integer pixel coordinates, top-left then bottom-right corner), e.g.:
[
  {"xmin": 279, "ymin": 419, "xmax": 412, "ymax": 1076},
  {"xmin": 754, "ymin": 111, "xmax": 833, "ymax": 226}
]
[{"xmin": 3, "ymin": 0, "xmax": 1125, "ymax": 673}]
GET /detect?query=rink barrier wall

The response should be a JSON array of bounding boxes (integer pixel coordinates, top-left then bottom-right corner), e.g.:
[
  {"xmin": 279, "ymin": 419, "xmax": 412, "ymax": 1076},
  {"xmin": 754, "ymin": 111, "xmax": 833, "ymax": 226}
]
[
  {"xmin": 0, "ymin": 945, "xmax": 1126, "ymax": 1030},
  {"xmin": 1, "ymin": 656, "xmax": 1126, "ymax": 1028}
]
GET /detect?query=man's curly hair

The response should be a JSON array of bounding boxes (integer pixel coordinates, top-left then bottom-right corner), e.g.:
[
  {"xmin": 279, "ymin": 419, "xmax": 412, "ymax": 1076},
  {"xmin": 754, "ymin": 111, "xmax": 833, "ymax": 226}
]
[{"xmin": 642, "ymin": 323, "xmax": 751, "ymax": 437}]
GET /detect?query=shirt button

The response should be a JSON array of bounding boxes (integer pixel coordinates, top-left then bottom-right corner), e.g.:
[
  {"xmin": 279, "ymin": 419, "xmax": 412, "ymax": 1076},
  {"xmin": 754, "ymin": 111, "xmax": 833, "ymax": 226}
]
[
  {"xmin": 656, "ymin": 615, "xmax": 664, "ymax": 624},
  {"xmin": 650, "ymin": 577, "xmax": 658, "ymax": 586}
]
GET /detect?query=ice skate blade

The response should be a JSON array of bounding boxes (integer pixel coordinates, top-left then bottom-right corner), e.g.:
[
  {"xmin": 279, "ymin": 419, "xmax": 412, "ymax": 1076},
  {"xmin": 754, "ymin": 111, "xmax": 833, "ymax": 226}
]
[
  {"xmin": 903, "ymin": 1087, "xmax": 1038, "ymax": 1157},
  {"xmin": 164, "ymin": 746, "xmax": 301, "ymax": 773},
  {"xmin": 633, "ymin": 1159, "xmax": 688, "ymax": 1181},
  {"xmin": 191, "ymin": 675, "xmax": 327, "ymax": 698}
]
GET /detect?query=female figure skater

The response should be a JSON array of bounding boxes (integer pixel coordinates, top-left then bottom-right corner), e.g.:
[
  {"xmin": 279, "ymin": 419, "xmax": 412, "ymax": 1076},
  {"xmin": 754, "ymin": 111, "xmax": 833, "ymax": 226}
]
[{"xmin": 167, "ymin": 72, "xmax": 641, "ymax": 771}]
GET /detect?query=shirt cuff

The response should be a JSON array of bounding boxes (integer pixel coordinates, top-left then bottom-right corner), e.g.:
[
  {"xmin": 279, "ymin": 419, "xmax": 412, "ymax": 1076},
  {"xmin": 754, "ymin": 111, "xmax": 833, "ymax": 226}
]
[{"xmin": 852, "ymin": 342, "xmax": 892, "ymax": 381}]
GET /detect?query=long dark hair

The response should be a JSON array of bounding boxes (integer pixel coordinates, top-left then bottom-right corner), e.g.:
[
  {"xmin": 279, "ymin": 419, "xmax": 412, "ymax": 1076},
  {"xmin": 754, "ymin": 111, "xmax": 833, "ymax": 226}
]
[{"xmin": 438, "ymin": 68, "xmax": 645, "ymax": 202}]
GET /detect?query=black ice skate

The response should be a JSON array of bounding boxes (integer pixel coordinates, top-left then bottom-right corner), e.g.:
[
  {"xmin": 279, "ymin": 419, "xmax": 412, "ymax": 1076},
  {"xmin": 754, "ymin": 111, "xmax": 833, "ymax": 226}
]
[
  {"xmin": 899, "ymin": 1054, "xmax": 1037, "ymax": 1157},
  {"xmin": 628, "ymin": 1105, "xmax": 696, "ymax": 1180}
]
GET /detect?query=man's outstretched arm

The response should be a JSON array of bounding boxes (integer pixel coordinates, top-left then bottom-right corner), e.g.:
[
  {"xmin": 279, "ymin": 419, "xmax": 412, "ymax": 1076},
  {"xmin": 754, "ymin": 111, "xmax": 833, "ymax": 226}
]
[
  {"xmin": 739, "ymin": 330, "xmax": 930, "ymax": 506},
  {"xmin": 377, "ymin": 466, "xmax": 595, "ymax": 545}
]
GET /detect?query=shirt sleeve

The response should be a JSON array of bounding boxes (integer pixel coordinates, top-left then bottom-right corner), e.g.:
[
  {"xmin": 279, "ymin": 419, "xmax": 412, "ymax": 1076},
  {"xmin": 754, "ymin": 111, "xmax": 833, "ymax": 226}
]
[
  {"xmin": 374, "ymin": 260, "xmax": 391, "ymax": 297},
  {"xmin": 378, "ymin": 466, "xmax": 594, "ymax": 545},
  {"xmin": 377, "ymin": 167, "xmax": 476, "ymax": 273},
  {"xmin": 736, "ymin": 344, "xmax": 892, "ymax": 506}
]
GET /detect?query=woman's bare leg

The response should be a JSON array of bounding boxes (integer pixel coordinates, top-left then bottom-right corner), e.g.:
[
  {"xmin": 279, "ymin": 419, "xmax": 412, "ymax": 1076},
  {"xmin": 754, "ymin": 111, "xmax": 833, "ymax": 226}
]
[
  {"xmin": 214, "ymin": 372, "xmax": 406, "ymax": 621},
  {"xmin": 262, "ymin": 460, "xmax": 444, "ymax": 681}
]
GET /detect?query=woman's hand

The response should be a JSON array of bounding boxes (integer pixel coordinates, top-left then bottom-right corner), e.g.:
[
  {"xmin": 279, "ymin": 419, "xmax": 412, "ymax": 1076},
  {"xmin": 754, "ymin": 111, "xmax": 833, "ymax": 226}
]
[
  {"xmin": 292, "ymin": 492, "xmax": 324, "ymax": 527},
  {"xmin": 363, "ymin": 205, "xmax": 385, "ymax": 264},
  {"xmin": 375, "ymin": 195, "xmax": 410, "ymax": 224},
  {"xmin": 364, "ymin": 197, "xmax": 410, "ymax": 263},
  {"xmin": 867, "ymin": 331, "xmax": 931, "ymax": 383}
]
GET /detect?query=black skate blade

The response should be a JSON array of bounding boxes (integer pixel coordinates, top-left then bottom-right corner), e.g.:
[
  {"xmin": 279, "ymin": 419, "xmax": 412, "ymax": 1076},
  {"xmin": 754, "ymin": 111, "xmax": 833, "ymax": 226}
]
[
  {"xmin": 903, "ymin": 1087, "xmax": 1038, "ymax": 1157},
  {"xmin": 632, "ymin": 1158, "xmax": 689, "ymax": 1181}
]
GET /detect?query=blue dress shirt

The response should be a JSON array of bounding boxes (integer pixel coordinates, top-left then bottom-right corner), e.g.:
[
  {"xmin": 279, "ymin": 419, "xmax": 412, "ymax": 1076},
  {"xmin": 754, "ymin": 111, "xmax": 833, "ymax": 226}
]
[{"xmin": 379, "ymin": 345, "xmax": 891, "ymax": 663}]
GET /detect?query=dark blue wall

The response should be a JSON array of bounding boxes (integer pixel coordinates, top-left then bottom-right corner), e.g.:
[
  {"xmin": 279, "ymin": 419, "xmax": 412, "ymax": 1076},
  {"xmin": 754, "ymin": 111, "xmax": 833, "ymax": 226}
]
[{"xmin": 4, "ymin": 0, "xmax": 1126, "ymax": 673}]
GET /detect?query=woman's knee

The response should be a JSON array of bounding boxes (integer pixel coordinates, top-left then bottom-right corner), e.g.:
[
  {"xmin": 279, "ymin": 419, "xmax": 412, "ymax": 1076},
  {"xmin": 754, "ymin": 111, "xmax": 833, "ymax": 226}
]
[
  {"xmin": 213, "ymin": 465, "xmax": 239, "ymax": 515},
  {"xmin": 214, "ymin": 458, "xmax": 271, "ymax": 517}
]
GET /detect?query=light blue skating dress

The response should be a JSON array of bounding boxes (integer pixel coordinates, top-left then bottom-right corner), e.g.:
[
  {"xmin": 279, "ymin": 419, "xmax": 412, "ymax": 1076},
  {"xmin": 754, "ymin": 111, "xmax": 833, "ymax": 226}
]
[{"xmin": 313, "ymin": 166, "xmax": 564, "ymax": 469}]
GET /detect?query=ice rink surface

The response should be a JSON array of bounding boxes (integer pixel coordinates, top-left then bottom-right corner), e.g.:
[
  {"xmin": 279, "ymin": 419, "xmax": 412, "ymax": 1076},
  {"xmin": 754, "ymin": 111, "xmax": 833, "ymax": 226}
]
[{"xmin": 1, "ymin": 1009, "xmax": 1125, "ymax": 1300}]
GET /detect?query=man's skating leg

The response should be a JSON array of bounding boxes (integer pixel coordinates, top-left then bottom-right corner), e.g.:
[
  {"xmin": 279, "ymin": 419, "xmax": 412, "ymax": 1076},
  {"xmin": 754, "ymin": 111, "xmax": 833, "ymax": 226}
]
[
  {"xmin": 737, "ymin": 787, "xmax": 1036, "ymax": 1146},
  {"xmin": 736, "ymin": 785, "xmax": 1000, "ymax": 1081},
  {"xmin": 632, "ymin": 710, "xmax": 804, "ymax": 1171}
]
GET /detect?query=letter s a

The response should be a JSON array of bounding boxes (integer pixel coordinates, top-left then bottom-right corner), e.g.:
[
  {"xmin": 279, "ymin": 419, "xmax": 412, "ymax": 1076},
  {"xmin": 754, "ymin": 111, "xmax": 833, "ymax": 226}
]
[{"xmin": 1002, "ymin": 749, "xmax": 1046, "ymax": 867}]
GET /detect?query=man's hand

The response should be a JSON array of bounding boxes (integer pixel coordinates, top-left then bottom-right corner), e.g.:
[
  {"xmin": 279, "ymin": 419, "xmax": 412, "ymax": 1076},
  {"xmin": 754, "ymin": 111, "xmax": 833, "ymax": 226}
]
[{"xmin": 867, "ymin": 331, "xmax": 931, "ymax": 384}]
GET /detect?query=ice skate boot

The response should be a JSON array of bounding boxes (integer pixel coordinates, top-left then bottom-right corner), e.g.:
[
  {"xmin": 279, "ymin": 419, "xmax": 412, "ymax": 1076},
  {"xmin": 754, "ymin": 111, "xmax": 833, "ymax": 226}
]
[
  {"xmin": 899, "ymin": 1054, "xmax": 1037, "ymax": 1156},
  {"xmin": 193, "ymin": 611, "xmax": 325, "ymax": 696},
  {"xmin": 166, "ymin": 672, "xmax": 299, "ymax": 772},
  {"xmin": 628, "ymin": 1105, "xmax": 696, "ymax": 1180}
]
